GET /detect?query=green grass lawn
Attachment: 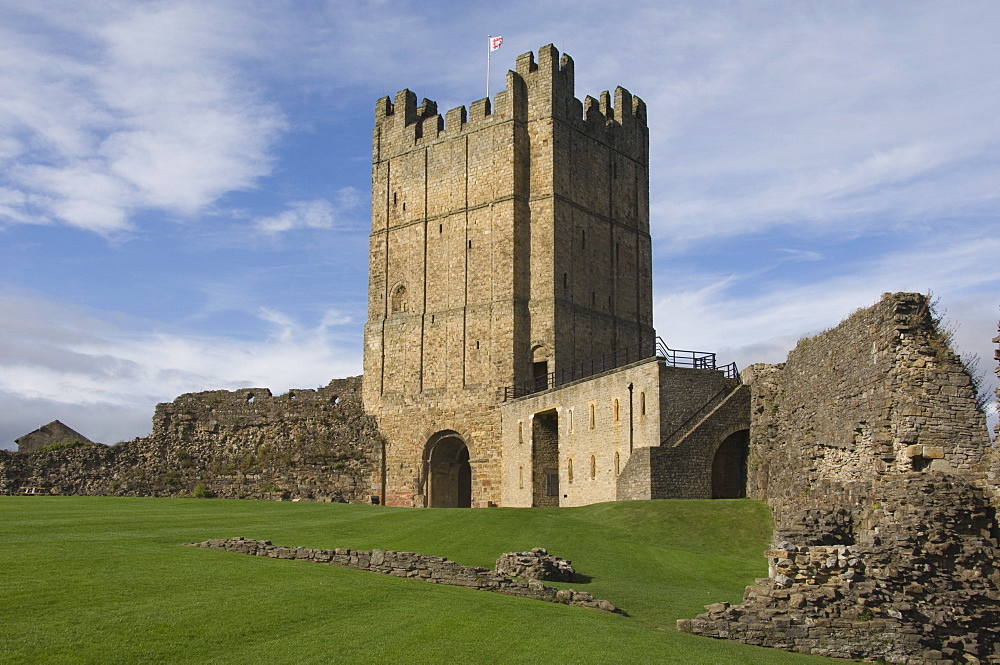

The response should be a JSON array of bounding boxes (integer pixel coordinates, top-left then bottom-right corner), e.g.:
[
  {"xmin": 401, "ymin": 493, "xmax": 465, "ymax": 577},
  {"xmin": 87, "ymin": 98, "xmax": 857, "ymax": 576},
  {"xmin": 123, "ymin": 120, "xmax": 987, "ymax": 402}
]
[{"xmin": 1, "ymin": 497, "xmax": 842, "ymax": 664}]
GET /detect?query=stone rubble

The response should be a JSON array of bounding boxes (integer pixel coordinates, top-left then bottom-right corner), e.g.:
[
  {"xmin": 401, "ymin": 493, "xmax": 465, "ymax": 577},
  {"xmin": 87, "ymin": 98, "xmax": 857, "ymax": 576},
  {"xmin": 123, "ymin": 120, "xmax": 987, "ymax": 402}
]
[
  {"xmin": 189, "ymin": 538, "xmax": 620, "ymax": 614},
  {"xmin": 495, "ymin": 547, "xmax": 575, "ymax": 582}
]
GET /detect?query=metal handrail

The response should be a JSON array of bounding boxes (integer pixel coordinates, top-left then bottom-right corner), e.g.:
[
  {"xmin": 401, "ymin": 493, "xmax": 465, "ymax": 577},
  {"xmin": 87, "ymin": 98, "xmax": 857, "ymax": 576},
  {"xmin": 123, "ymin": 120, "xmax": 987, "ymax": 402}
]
[{"xmin": 502, "ymin": 337, "xmax": 739, "ymax": 400}]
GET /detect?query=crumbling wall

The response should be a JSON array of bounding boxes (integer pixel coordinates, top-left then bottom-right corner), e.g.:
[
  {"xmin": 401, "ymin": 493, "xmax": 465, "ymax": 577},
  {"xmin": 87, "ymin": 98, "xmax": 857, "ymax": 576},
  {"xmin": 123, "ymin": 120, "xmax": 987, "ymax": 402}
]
[
  {"xmin": 680, "ymin": 475, "xmax": 1000, "ymax": 664},
  {"xmin": 745, "ymin": 292, "xmax": 989, "ymax": 502},
  {"xmin": 681, "ymin": 294, "xmax": 999, "ymax": 663},
  {"xmin": 190, "ymin": 537, "xmax": 618, "ymax": 613},
  {"xmin": 0, "ymin": 377, "xmax": 383, "ymax": 503}
]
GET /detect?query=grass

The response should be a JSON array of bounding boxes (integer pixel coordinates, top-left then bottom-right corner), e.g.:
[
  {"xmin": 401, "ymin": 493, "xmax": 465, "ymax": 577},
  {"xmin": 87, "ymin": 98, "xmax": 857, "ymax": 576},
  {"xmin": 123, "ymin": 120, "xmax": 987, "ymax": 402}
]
[{"xmin": 1, "ymin": 497, "xmax": 843, "ymax": 664}]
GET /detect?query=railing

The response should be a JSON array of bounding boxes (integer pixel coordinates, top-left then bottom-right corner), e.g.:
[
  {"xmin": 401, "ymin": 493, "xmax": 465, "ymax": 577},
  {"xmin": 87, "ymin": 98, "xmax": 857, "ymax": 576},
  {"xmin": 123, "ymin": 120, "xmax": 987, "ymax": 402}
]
[{"xmin": 502, "ymin": 337, "xmax": 740, "ymax": 401}]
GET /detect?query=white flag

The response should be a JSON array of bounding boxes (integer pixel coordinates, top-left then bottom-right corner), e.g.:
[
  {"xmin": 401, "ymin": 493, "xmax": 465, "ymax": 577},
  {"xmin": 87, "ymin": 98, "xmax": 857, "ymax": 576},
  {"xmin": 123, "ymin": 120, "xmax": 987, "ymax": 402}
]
[{"xmin": 490, "ymin": 36, "xmax": 503, "ymax": 51}]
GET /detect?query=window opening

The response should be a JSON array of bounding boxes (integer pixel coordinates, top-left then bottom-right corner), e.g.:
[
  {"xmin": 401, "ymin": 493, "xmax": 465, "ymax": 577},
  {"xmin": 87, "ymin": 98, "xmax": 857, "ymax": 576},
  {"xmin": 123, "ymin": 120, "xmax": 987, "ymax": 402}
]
[
  {"xmin": 567, "ymin": 458, "xmax": 574, "ymax": 484},
  {"xmin": 590, "ymin": 455, "xmax": 596, "ymax": 480},
  {"xmin": 589, "ymin": 404, "xmax": 595, "ymax": 429},
  {"xmin": 615, "ymin": 451, "xmax": 620, "ymax": 475},
  {"xmin": 545, "ymin": 471, "xmax": 558, "ymax": 497},
  {"xmin": 613, "ymin": 398, "xmax": 620, "ymax": 421},
  {"xmin": 391, "ymin": 284, "xmax": 408, "ymax": 313}
]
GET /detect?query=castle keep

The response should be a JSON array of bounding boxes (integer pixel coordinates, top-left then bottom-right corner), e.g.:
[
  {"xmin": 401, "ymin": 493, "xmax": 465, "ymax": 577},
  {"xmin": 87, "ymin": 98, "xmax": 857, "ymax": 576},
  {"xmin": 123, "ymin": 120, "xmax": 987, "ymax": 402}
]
[{"xmin": 363, "ymin": 45, "xmax": 746, "ymax": 508}]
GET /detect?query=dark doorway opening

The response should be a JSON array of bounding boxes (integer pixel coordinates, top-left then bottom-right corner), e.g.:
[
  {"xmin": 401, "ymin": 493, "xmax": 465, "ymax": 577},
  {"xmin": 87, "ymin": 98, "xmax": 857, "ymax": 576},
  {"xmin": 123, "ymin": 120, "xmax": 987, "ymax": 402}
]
[
  {"xmin": 427, "ymin": 435, "xmax": 472, "ymax": 508},
  {"xmin": 533, "ymin": 361, "xmax": 549, "ymax": 392},
  {"xmin": 711, "ymin": 430, "xmax": 749, "ymax": 499},
  {"xmin": 531, "ymin": 410, "xmax": 559, "ymax": 507}
]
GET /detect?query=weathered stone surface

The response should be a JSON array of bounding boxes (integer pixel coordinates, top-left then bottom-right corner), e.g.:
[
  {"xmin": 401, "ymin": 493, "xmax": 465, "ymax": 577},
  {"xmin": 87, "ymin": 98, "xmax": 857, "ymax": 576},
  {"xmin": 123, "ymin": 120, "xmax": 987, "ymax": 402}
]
[
  {"xmin": 190, "ymin": 537, "xmax": 620, "ymax": 613},
  {"xmin": 495, "ymin": 547, "xmax": 575, "ymax": 581},
  {"xmin": 363, "ymin": 45, "xmax": 655, "ymax": 508},
  {"xmin": 681, "ymin": 476, "xmax": 1000, "ymax": 664},
  {"xmin": 679, "ymin": 295, "xmax": 998, "ymax": 664},
  {"xmin": 0, "ymin": 377, "xmax": 383, "ymax": 503},
  {"xmin": 744, "ymin": 293, "xmax": 989, "ymax": 503}
]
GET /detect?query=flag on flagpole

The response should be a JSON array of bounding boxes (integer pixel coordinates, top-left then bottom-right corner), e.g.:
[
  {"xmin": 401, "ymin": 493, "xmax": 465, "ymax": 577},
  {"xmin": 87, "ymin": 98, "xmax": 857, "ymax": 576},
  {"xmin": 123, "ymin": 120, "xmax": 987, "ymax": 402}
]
[{"xmin": 490, "ymin": 35, "xmax": 503, "ymax": 51}]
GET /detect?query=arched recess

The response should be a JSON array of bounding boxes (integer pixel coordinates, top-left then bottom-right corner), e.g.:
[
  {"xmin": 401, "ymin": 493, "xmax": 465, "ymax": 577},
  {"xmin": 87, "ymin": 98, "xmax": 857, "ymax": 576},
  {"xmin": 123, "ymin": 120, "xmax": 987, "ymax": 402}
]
[
  {"xmin": 390, "ymin": 283, "xmax": 408, "ymax": 313},
  {"xmin": 425, "ymin": 431, "xmax": 472, "ymax": 508},
  {"xmin": 530, "ymin": 343, "xmax": 549, "ymax": 392},
  {"xmin": 711, "ymin": 429, "xmax": 749, "ymax": 499}
]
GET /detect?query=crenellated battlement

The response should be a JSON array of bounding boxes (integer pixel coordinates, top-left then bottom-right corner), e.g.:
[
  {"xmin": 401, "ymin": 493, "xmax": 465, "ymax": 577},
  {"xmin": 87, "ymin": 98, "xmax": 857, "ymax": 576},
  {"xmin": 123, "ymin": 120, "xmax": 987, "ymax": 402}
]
[{"xmin": 373, "ymin": 45, "xmax": 646, "ymax": 161}]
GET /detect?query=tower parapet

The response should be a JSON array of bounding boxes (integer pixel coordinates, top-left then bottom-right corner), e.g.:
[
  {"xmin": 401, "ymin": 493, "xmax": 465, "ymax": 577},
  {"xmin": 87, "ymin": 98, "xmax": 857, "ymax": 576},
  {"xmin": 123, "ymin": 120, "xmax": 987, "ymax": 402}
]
[{"xmin": 372, "ymin": 44, "xmax": 647, "ymax": 167}]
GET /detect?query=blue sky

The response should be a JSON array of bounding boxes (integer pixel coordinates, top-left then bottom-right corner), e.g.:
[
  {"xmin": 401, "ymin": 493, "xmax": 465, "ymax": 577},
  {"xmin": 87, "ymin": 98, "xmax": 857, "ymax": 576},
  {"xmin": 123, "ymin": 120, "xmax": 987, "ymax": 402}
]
[{"xmin": 2, "ymin": 0, "xmax": 998, "ymax": 448}]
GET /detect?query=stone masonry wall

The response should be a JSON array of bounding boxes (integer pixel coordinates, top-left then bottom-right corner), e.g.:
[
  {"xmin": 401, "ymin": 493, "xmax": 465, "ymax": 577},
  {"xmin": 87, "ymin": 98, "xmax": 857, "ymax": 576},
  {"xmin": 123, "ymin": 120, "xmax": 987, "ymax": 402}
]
[
  {"xmin": 0, "ymin": 377, "xmax": 383, "ymax": 503},
  {"xmin": 191, "ymin": 537, "xmax": 620, "ymax": 613},
  {"xmin": 500, "ymin": 358, "xmax": 661, "ymax": 507},
  {"xmin": 618, "ymin": 382, "xmax": 749, "ymax": 500},
  {"xmin": 681, "ymin": 294, "xmax": 998, "ymax": 663},
  {"xmin": 364, "ymin": 45, "xmax": 653, "ymax": 508},
  {"xmin": 744, "ymin": 292, "xmax": 989, "ymax": 502},
  {"xmin": 680, "ymin": 475, "xmax": 1000, "ymax": 664}
]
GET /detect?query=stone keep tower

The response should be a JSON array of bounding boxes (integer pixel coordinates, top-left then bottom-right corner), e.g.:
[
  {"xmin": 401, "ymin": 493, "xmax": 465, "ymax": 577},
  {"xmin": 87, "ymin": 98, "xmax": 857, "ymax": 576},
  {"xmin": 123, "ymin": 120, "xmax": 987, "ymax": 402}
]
[{"xmin": 363, "ymin": 44, "xmax": 654, "ymax": 507}]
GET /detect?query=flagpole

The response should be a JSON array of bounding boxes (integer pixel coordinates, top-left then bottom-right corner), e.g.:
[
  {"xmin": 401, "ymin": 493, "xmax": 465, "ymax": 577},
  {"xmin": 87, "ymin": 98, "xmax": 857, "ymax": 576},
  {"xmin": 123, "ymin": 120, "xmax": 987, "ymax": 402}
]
[{"xmin": 486, "ymin": 35, "xmax": 492, "ymax": 101}]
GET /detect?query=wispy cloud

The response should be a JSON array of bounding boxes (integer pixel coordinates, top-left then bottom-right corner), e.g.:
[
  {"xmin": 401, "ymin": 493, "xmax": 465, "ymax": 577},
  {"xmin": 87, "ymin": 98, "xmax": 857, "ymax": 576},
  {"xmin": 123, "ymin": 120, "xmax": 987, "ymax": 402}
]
[
  {"xmin": 653, "ymin": 233, "xmax": 1000, "ymax": 421},
  {"xmin": 0, "ymin": 2, "xmax": 285, "ymax": 234},
  {"xmin": 253, "ymin": 189, "xmax": 360, "ymax": 234},
  {"xmin": 0, "ymin": 290, "xmax": 362, "ymax": 448}
]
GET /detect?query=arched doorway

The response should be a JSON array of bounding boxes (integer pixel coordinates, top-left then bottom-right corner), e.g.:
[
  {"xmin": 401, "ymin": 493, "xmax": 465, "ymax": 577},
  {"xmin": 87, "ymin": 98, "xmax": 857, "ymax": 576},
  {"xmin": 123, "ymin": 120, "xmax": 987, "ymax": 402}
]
[
  {"xmin": 426, "ymin": 433, "xmax": 472, "ymax": 508},
  {"xmin": 711, "ymin": 430, "xmax": 749, "ymax": 499}
]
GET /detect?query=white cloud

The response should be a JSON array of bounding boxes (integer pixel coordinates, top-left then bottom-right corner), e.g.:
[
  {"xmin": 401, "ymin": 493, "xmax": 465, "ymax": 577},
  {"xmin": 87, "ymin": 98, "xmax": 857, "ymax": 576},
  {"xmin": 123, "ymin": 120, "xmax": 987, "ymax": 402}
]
[
  {"xmin": 0, "ymin": 290, "xmax": 362, "ymax": 449},
  {"xmin": 653, "ymin": 232, "xmax": 1000, "ymax": 436},
  {"xmin": 253, "ymin": 190, "xmax": 359, "ymax": 233},
  {"xmin": 0, "ymin": 1, "xmax": 284, "ymax": 234}
]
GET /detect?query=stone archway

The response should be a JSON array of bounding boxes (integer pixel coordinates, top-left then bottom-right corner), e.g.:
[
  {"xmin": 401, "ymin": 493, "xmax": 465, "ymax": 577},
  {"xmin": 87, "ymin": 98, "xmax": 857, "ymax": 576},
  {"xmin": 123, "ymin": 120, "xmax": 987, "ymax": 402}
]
[
  {"xmin": 711, "ymin": 430, "xmax": 749, "ymax": 499},
  {"xmin": 426, "ymin": 433, "xmax": 472, "ymax": 508}
]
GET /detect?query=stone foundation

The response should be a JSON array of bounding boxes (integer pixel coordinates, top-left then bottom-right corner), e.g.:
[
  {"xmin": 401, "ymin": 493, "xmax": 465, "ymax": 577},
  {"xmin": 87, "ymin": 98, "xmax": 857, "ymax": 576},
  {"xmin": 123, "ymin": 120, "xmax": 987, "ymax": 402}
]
[{"xmin": 190, "ymin": 537, "xmax": 619, "ymax": 613}]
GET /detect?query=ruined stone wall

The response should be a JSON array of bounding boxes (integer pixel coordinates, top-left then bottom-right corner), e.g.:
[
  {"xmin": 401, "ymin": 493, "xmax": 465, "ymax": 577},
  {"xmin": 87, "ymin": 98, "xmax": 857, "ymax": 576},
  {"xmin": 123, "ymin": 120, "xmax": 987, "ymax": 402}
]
[
  {"xmin": 191, "ymin": 537, "xmax": 620, "ymax": 613},
  {"xmin": 680, "ymin": 475, "xmax": 1000, "ymax": 664},
  {"xmin": 0, "ymin": 377, "xmax": 383, "ymax": 503},
  {"xmin": 681, "ymin": 294, "xmax": 999, "ymax": 663},
  {"xmin": 745, "ymin": 292, "xmax": 989, "ymax": 502}
]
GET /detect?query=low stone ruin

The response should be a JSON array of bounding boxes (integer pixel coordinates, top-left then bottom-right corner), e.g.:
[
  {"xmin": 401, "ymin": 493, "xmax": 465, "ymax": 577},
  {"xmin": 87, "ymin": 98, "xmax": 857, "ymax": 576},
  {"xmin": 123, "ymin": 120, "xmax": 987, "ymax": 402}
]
[
  {"xmin": 190, "ymin": 538, "xmax": 619, "ymax": 613},
  {"xmin": 495, "ymin": 547, "xmax": 575, "ymax": 582},
  {"xmin": 679, "ymin": 475, "xmax": 1000, "ymax": 664}
]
